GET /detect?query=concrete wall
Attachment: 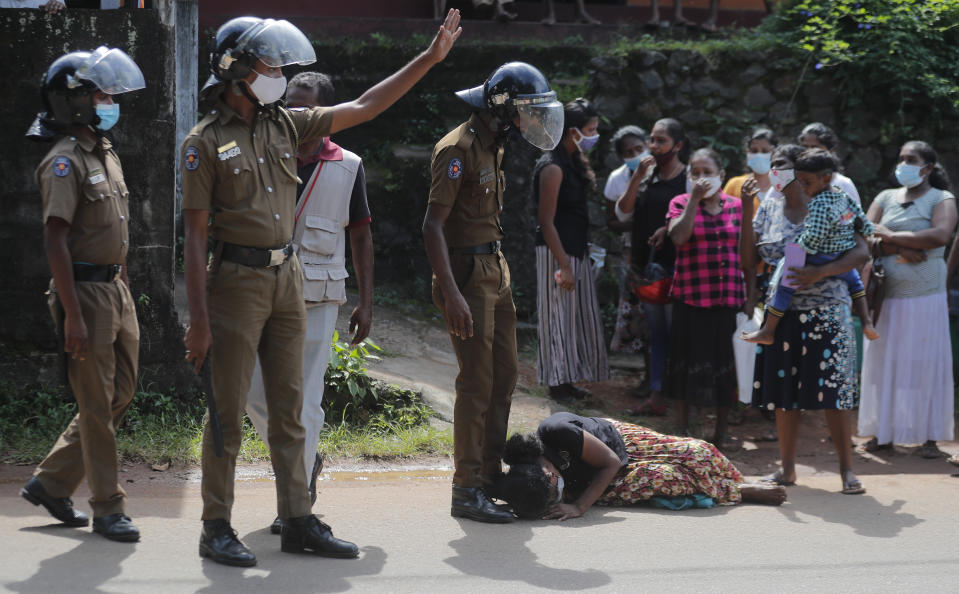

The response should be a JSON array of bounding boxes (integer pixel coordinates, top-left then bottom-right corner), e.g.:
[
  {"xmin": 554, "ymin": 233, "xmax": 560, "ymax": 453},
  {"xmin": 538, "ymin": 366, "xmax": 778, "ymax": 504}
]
[{"xmin": 0, "ymin": 8, "xmax": 187, "ymax": 393}]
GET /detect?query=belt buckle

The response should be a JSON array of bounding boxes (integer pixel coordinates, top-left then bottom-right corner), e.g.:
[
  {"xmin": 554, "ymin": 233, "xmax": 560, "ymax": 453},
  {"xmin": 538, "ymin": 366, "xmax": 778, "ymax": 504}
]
[
  {"xmin": 268, "ymin": 248, "xmax": 286, "ymax": 267},
  {"xmin": 111, "ymin": 264, "xmax": 121, "ymax": 281}
]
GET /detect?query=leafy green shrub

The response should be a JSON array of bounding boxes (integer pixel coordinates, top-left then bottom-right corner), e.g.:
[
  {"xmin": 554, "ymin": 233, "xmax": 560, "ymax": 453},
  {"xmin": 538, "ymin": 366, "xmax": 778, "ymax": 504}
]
[
  {"xmin": 323, "ymin": 334, "xmax": 433, "ymax": 430},
  {"xmin": 761, "ymin": 0, "xmax": 959, "ymax": 118}
]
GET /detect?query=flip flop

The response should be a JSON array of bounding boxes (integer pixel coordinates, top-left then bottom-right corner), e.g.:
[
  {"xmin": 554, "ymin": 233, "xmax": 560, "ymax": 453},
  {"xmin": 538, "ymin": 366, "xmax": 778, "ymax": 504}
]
[
  {"xmin": 863, "ymin": 437, "xmax": 892, "ymax": 453},
  {"xmin": 948, "ymin": 454, "xmax": 959, "ymax": 468},
  {"xmin": 841, "ymin": 470, "xmax": 865, "ymax": 495},
  {"xmin": 624, "ymin": 401, "xmax": 668, "ymax": 417},
  {"xmin": 760, "ymin": 470, "xmax": 795, "ymax": 486}
]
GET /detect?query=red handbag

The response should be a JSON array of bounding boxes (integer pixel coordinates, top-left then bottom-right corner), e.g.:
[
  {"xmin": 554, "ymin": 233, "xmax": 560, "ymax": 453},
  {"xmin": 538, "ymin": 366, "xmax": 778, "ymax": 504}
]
[{"xmin": 630, "ymin": 245, "xmax": 673, "ymax": 305}]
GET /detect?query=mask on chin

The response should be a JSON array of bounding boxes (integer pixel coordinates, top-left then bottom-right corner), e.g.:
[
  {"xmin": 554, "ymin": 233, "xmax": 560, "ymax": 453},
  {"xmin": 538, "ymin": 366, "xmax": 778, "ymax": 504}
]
[
  {"xmin": 554, "ymin": 475, "xmax": 565, "ymax": 504},
  {"xmin": 249, "ymin": 71, "xmax": 288, "ymax": 105},
  {"xmin": 652, "ymin": 148, "xmax": 675, "ymax": 167}
]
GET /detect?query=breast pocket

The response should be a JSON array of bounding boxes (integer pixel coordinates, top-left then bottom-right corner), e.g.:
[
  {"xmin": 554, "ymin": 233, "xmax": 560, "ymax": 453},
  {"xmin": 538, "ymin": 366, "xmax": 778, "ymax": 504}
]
[
  {"xmin": 469, "ymin": 179, "xmax": 498, "ymax": 219},
  {"xmin": 80, "ymin": 181, "xmax": 115, "ymax": 227},
  {"xmin": 269, "ymin": 142, "xmax": 297, "ymax": 187},
  {"xmin": 300, "ymin": 215, "xmax": 339, "ymax": 258},
  {"xmin": 216, "ymin": 156, "xmax": 254, "ymax": 204}
]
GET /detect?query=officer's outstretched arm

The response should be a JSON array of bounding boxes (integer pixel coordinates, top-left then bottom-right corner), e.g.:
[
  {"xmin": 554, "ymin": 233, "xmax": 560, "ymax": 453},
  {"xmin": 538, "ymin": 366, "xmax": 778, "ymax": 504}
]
[
  {"xmin": 183, "ymin": 209, "xmax": 213, "ymax": 373},
  {"xmin": 328, "ymin": 9, "xmax": 462, "ymax": 134},
  {"xmin": 423, "ymin": 204, "xmax": 473, "ymax": 340}
]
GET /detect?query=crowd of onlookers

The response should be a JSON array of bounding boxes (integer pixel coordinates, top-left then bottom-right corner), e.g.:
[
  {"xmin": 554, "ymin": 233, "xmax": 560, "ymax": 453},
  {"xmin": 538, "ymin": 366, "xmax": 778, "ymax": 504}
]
[{"xmin": 534, "ymin": 100, "xmax": 959, "ymax": 491}]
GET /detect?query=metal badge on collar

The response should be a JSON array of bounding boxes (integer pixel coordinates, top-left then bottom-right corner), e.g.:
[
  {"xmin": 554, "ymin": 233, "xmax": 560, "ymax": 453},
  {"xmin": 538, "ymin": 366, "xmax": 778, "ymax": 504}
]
[
  {"xmin": 184, "ymin": 146, "xmax": 200, "ymax": 171},
  {"xmin": 447, "ymin": 157, "xmax": 463, "ymax": 180},
  {"xmin": 52, "ymin": 156, "xmax": 71, "ymax": 177}
]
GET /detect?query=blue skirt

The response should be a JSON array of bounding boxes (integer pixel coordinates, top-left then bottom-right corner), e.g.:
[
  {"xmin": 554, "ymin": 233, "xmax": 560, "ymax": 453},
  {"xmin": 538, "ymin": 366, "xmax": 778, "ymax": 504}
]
[{"xmin": 751, "ymin": 304, "xmax": 859, "ymax": 411}]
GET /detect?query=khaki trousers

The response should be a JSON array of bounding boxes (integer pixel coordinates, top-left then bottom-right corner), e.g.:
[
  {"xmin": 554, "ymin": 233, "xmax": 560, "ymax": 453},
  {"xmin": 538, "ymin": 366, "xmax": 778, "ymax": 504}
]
[
  {"xmin": 201, "ymin": 254, "xmax": 312, "ymax": 521},
  {"xmin": 35, "ymin": 279, "xmax": 139, "ymax": 517},
  {"xmin": 433, "ymin": 252, "xmax": 518, "ymax": 488}
]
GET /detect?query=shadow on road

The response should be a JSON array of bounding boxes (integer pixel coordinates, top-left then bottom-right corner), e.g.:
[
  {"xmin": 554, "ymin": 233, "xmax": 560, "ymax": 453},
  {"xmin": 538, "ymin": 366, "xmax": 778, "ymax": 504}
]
[
  {"xmin": 7, "ymin": 529, "xmax": 135, "ymax": 593},
  {"xmin": 197, "ymin": 528, "xmax": 387, "ymax": 593},
  {"xmin": 443, "ymin": 518, "xmax": 612, "ymax": 590},
  {"xmin": 775, "ymin": 485, "xmax": 923, "ymax": 538}
]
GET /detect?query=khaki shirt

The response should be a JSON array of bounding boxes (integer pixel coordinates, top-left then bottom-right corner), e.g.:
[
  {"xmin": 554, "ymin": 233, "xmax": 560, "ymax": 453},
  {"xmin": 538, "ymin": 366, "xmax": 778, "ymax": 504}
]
[
  {"xmin": 36, "ymin": 133, "xmax": 130, "ymax": 265},
  {"xmin": 428, "ymin": 113, "xmax": 505, "ymax": 248},
  {"xmin": 180, "ymin": 100, "xmax": 333, "ymax": 249}
]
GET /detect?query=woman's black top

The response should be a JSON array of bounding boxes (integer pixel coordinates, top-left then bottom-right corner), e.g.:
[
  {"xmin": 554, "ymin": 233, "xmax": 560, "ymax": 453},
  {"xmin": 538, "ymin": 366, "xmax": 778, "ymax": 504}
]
[
  {"xmin": 533, "ymin": 147, "xmax": 590, "ymax": 259},
  {"xmin": 537, "ymin": 412, "xmax": 629, "ymax": 501},
  {"xmin": 631, "ymin": 169, "xmax": 687, "ymax": 272}
]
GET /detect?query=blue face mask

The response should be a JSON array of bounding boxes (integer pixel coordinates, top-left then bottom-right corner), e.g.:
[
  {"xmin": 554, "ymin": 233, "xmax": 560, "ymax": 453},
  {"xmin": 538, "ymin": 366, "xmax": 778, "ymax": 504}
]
[
  {"xmin": 624, "ymin": 150, "xmax": 650, "ymax": 172},
  {"xmin": 95, "ymin": 103, "xmax": 120, "ymax": 131},
  {"xmin": 895, "ymin": 162, "xmax": 925, "ymax": 188}
]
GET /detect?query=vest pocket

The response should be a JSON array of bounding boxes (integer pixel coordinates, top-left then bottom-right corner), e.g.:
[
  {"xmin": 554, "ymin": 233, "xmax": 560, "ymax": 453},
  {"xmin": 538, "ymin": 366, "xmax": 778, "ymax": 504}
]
[
  {"xmin": 81, "ymin": 180, "xmax": 114, "ymax": 227},
  {"xmin": 300, "ymin": 215, "xmax": 339, "ymax": 257}
]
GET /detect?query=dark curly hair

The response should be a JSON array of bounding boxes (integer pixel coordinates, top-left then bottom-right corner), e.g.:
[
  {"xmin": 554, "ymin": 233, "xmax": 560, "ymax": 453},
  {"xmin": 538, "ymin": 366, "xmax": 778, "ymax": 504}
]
[
  {"xmin": 798, "ymin": 122, "xmax": 838, "ymax": 151},
  {"xmin": 772, "ymin": 143, "xmax": 805, "ymax": 166},
  {"xmin": 500, "ymin": 433, "xmax": 552, "ymax": 519}
]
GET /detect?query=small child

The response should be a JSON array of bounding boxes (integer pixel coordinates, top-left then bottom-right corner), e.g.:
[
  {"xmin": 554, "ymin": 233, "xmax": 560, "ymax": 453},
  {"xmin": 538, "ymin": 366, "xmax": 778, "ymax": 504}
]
[{"xmin": 743, "ymin": 148, "xmax": 878, "ymax": 344}]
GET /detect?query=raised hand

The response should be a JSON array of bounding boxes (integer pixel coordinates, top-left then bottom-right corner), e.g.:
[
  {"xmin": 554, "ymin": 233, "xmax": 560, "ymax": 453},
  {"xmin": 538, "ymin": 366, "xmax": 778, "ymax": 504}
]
[{"xmin": 427, "ymin": 9, "xmax": 463, "ymax": 64}]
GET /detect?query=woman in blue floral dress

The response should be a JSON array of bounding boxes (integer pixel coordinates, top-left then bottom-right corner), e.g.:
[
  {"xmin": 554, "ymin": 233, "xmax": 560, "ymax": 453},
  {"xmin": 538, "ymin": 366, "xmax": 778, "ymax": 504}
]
[{"xmin": 740, "ymin": 144, "xmax": 870, "ymax": 495}]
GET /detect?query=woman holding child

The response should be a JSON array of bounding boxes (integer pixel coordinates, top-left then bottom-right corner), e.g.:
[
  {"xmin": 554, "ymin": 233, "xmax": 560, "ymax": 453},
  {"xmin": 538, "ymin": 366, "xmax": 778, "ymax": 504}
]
[
  {"xmin": 858, "ymin": 141, "xmax": 957, "ymax": 458},
  {"xmin": 741, "ymin": 144, "xmax": 869, "ymax": 495}
]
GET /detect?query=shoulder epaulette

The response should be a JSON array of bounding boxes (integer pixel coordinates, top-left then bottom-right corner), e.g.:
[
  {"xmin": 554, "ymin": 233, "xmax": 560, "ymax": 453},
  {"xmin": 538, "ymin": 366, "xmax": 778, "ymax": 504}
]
[{"xmin": 454, "ymin": 123, "xmax": 475, "ymax": 153}]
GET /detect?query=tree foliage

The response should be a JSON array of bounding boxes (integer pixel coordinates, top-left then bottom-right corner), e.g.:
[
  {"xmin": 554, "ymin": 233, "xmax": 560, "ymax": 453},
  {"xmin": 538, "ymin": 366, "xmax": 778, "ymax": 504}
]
[{"xmin": 762, "ymin": 0, "xmax": 959, "ymax": 119}]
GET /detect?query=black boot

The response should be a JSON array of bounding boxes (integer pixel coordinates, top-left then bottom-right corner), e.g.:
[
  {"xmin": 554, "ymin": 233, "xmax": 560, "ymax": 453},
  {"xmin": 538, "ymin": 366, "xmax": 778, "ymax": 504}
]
[
  {"xmin": 281, "ymin": 515, "xmax": 359, "ymax": 558},
  {"xmin": 93, "ymin": 514, "xmax": 140, "ymax": 542},
  {"xmin": 451, "ymin": 486, "xmax": 515, "ymax": 523},
  {"xmin": 200, "ymin": 519, "xmax": 257, "ymax": 567},
  {"xmin": 20, "ymin": 477, "xmax": 89, "ymax": 527},
  {"xmin": 271, "ymin": 453, "xmax": 325, "ymax": 535}
]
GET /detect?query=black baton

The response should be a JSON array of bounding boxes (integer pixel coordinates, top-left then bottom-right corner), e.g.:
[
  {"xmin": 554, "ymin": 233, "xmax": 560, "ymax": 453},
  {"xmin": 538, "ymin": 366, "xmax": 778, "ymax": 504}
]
[{"xmin": 199, "ymin": 358, "xmax": 225, "ymax": 457}]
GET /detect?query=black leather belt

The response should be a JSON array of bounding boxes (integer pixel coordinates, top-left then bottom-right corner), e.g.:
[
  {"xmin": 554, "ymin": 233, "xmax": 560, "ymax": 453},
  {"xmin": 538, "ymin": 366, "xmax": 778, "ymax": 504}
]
[
  {"xmin": 72, "ymin": 263, "xmax": 121, "ymax": 282},
  {"xmin": 449, "ymin": 240, "xmax": 501, "ymax": 255},
  {"xmin": 221, "ymin": 241, "xmax": 292, "ymax": 268}
]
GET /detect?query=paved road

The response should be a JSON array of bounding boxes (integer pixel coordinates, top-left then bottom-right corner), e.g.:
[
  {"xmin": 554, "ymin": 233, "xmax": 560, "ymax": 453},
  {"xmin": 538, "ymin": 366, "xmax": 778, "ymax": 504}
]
[{"xmin": 2, "ymin": 463, "xmax": 957, "ymax": 593}]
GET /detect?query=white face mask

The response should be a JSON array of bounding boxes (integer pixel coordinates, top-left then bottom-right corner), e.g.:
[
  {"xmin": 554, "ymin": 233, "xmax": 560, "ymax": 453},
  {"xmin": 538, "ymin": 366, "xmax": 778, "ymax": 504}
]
[
  {"xmin": 249, "ymin": 71, "xmax": 288, "ymax": 105},
  {"xmin": 895, "ymin": 163, "xmax": 925, "ymax": 188},
  {"xmin": 686, "ymin": 175, "xmax": 722, "ymax": 197},
  {"xmin": 554, "ymin": 475, "xmax": 565, "ymax": 504},
  {"xmin": 769, "ymin": 168, "xmax": 796, "ymax": 192}
]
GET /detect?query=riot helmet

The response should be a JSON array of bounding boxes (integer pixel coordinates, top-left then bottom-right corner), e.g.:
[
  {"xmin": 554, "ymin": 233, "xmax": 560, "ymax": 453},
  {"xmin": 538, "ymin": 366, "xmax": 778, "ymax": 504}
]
[
  {"xmin": 28, "ymin": 47, "xmax": 145, "ymax": 139},
  {"xmin": 204, "ymin": 16, "xmax": 316, "ymax": 104},
  {"xmin": 456, "ymin": 62, "xmax": 563, "ymax": 151}
]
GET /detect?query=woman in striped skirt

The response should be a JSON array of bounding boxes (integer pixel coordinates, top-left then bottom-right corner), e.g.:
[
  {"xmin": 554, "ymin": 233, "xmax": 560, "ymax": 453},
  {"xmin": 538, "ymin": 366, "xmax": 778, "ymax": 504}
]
[{"xmin": 533, "ymin": 98, "xmax": 609, "ymax": 399}]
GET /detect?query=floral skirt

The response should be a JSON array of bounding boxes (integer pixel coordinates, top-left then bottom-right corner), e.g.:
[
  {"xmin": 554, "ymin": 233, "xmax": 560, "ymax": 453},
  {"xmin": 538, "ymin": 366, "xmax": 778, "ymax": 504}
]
[{"xmin": 597, "ymin": 421, "xmax": 743, "ymax": 506}]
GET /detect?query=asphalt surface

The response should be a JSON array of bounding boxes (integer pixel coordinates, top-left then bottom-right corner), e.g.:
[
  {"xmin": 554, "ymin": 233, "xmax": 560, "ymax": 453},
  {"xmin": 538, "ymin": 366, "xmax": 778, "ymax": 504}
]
[{"xmin": 2, "ymin": 463, "xmax": 958, "ymax": 593}]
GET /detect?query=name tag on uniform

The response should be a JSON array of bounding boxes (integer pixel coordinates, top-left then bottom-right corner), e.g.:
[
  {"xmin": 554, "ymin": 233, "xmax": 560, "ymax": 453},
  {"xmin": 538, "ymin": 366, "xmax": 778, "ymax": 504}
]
[
  {"xmin": 479, "ymin": 173, "xmax": 495, "ymax": 185},
  {"xmin": 217, "ymin": 140, "xmax": 241, "ymax": 161},
  {"xmin": 88, "ymin": 168, "xmax": 106, "ymax": 185}
]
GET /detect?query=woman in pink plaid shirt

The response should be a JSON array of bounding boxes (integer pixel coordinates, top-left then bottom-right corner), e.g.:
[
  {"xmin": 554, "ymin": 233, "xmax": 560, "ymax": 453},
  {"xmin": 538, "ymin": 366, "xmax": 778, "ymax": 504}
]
[{"xmin": 664, "ymin": 148, "xmax": 746, "ymax": 451}]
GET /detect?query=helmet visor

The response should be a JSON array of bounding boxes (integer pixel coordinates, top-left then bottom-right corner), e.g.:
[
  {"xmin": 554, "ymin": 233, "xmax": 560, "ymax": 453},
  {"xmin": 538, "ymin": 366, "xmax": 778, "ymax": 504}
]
[
  {"xmin": 236, "ymin": 19, "xmax": 316, "ymax": 68},
  {"xmin": 76, "ymin": 47, "xmax": 145, "ymax": 94},
  {"xmin": 515, "ymin": 92, "xmax": 563, "ymax": 151}
]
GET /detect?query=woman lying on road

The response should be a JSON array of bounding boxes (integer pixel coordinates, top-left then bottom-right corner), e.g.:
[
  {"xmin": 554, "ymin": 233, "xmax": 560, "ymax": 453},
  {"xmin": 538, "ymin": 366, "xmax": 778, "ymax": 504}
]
[{"xmin": 499, "ymin": 412, "xmax": 786, "ymax": 520}]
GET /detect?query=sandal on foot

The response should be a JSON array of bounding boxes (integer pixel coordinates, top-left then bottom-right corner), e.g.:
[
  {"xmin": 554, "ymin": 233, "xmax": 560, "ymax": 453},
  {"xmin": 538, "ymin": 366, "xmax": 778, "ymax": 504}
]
[
  {"xmin": 841, "ymin": 470, "xmax": 865, "ymax": 495},
  {"xmin": 760, "ymin": 470, "xmax": 795, "ymax": 486},
  {"xmin": 863, "ymin": 437, "xmax": 892, "ymax": 453},
  {"xmin": 624, "ymin": 401, "xmax": 668, "ymax": 417},
  {"xmin": 948, "ymin": 454, "xmax": 959, "ymax": 468},
  {"xmin": 921, "ymin": 442, "xmax": 942, "ymax": 459}
]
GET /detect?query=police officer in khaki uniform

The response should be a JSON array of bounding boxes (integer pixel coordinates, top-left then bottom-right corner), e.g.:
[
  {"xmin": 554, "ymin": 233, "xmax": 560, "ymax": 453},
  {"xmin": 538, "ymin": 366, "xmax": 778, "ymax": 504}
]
[
  {"xmin": 20, "ymin": 47, "xmax": 146, "ymax": 543},
  {"xmin": 182, "ymin": 13, "xmax": 462, "ymax": 567},
  {"xmin": 423, "ymin": 62, "xmax": 563, "ymax": 523}
]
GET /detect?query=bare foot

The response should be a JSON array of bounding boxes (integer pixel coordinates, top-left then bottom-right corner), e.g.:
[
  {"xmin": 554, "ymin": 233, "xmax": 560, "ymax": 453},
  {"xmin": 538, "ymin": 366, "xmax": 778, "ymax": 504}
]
[
  {"xmin": 742, "ymin": 327, "xmax": 774, "ymax": 345},
  {"xmin": 575, "ymin": 11, "xmax": 601, "ymax": 25},
  {"xmin": 700, "ymin": 20, "xmax": 718, "ymax": 32},
  {"xmin": 541, "ymin": 15, "xmax": 556, "ymax": 25},
  {"xmin": 863, "ymin": 324, "xmax": 879, "ymax": 340},
  {"xmin": 740, "ymin": 483, "xmax": 787, "ymax": 505},
  {"xmin": 494, "ymin": 5, "xmax": 517, "ymax": 21}
]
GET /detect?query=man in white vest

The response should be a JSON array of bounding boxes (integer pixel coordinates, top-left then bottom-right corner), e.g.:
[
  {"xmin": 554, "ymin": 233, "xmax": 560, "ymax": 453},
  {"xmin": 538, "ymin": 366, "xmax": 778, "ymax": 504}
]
[{"xmin": 245, "ymin": 71, "xmax": 373, "ymax": 536}]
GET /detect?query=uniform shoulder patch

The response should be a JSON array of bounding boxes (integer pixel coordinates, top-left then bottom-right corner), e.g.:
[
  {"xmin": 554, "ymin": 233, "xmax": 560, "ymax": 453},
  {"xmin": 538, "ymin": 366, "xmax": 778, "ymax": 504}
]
[
  {"xmin": 184, "ymin": 146, "xmax": 200, "ymax": 171},
  {"xmin": 52, "ymin": 156, "xmax": 71, "ymax": 177},
  {"xmin": 447, "ymin": 157, "xmax": 463, "ymax": 180}
]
